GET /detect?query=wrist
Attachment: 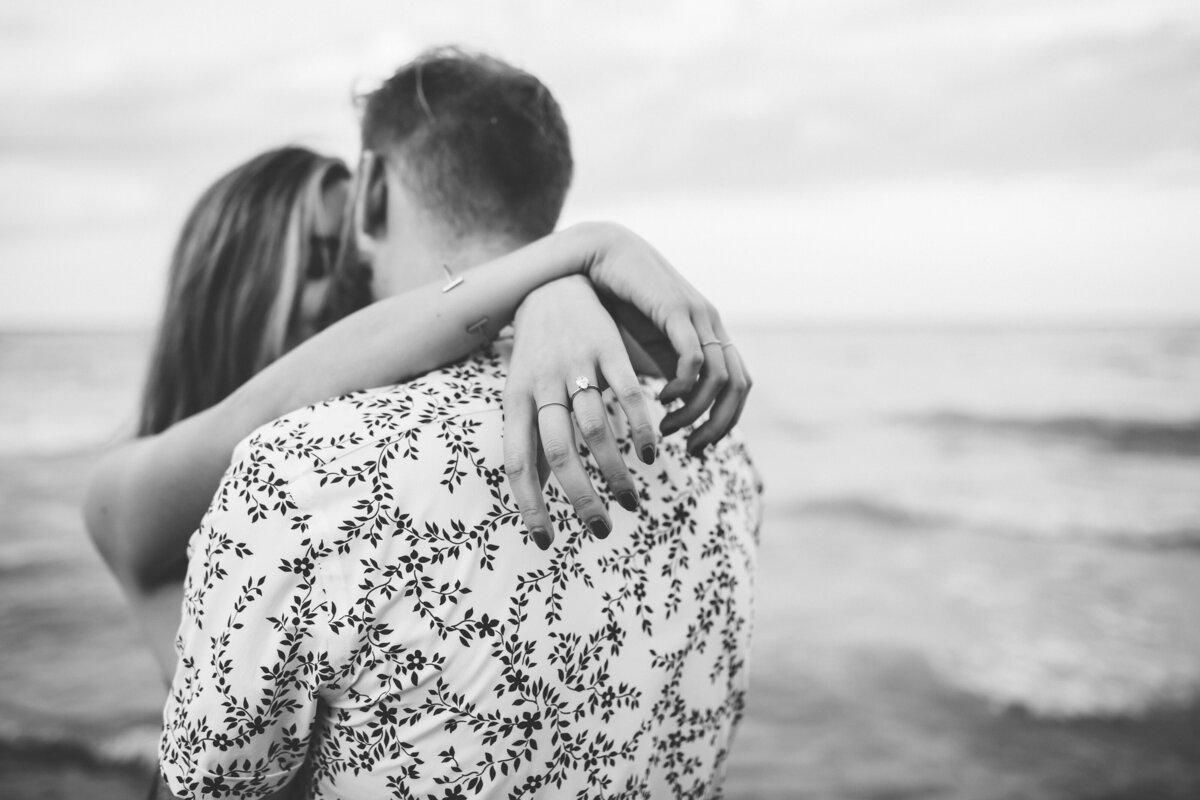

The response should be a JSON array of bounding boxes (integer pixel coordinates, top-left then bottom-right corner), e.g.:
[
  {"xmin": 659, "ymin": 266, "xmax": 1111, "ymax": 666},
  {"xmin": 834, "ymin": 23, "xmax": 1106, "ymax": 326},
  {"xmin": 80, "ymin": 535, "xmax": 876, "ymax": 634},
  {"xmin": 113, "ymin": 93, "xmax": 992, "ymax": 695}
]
[
  {"xmin": 514, "ymin": 274, "xmax": 591, "ymax": 327},
  {"xmin": 560, "ymin": 221, "xmax": 626, "ymax": 276}
]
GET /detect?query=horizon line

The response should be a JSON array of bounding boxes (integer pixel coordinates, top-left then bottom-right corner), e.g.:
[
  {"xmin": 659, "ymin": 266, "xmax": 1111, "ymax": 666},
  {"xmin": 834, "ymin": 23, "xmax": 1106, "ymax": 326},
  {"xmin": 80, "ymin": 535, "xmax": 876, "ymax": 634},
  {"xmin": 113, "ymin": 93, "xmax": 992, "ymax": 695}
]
[{"xmin": 3, "ymin": 315, "xmax": 1199, "ymax": 336}]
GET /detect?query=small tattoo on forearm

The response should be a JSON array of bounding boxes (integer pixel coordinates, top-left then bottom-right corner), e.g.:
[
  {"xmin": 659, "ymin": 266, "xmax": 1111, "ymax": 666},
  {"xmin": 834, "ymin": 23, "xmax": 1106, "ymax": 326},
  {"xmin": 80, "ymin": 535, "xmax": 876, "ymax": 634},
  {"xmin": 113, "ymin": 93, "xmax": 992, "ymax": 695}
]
[
  {"xmin": 467, "ymin": 317, "xmax": 490, "ymax": 337},
  {"xmin": 441, "ymin": 264, "xmax": 464, "ymax": 293}
]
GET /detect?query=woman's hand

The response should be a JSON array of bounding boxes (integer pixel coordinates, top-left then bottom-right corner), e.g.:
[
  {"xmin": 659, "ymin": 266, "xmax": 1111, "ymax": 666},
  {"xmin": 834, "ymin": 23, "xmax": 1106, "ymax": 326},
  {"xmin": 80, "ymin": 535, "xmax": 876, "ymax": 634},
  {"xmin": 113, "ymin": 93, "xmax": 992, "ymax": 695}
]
[
  {"xmin": 503, "ymin": 276, "xmax": 656, "ymax": 549},
  {"xmin": 502, "ymin": 223, "xmax": 753, "ymax": 547},
  {"xmin": 577, "ymin": 222, "xmax": 751, "ymax": 448}
]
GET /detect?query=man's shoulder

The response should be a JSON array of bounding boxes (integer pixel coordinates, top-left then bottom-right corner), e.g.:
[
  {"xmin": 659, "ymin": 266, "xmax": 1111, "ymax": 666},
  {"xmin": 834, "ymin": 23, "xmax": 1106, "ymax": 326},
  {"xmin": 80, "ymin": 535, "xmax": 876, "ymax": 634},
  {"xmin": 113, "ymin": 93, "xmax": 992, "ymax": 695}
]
[{"xmin": 234, "ymin": 348, "xmax": 508, "ymax": 483}]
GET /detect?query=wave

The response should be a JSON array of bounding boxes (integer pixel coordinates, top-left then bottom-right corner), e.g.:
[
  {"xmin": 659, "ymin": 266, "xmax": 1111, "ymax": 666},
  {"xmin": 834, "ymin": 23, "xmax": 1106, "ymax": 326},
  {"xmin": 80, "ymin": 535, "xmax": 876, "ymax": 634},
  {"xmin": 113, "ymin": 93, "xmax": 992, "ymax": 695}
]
[
  {"xmin": 789, "ymin": 496, "xmax": 953, "ymax": 530},
  {"xmin": 0, "ymin": 423, "xmax": 128, "ymax": 460},
  {"xmin": 787, "ymin": 495, "xmax": 1200, "ymax": 550},
  {"xmin": 905, "ymin": 412, "xmax": 1200, "ymax": 458},
  {"xmin": 0, "ymin": 545, "xmax": 68, "ymax": 577},
  {"xmin": 0, "ymin": 715, "xmax": 159, "ymax": 771}
]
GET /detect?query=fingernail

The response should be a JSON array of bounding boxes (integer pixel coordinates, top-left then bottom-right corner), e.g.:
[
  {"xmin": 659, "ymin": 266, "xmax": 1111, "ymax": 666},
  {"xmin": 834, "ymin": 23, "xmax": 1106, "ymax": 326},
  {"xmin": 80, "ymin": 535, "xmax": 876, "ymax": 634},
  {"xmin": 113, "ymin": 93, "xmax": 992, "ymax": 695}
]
[
  {"xmin": 587, "ymin": 517, "xmax": 611, "ymax": 539},
  {"xmin": 640, "ymin": 445, "xmax": 656, "ymax": 465},
  {"xmin": 531, "ymin": 528, "xmax": 552, "ymax": 550},
  {"xmin": 617, "ymin": 490, "xmax": 639, "ymax": 511}
]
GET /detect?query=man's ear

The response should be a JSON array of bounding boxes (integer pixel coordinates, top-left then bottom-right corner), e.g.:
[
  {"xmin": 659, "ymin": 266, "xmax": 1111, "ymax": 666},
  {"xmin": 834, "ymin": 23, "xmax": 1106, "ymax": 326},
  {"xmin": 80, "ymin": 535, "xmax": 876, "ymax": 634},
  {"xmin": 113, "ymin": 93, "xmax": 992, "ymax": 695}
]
[{"xmin": 352, "ymin": 150, "xmax": 388, "ymax": 258}]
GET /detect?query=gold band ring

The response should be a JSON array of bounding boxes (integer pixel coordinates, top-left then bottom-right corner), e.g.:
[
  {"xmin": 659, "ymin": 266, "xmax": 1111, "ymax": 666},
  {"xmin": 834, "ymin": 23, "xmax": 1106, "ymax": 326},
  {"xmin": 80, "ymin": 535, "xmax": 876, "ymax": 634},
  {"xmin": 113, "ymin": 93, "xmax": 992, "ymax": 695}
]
[{"xmin": 537, "ymin": 401, "xmax": 570, "ymax": 414}]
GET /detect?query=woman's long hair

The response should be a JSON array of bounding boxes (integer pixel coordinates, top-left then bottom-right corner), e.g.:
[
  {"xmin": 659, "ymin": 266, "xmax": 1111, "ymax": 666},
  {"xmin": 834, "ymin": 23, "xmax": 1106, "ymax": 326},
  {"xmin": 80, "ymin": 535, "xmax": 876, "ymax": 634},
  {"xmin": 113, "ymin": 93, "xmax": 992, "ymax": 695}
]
[{"xmin": 137, "ymin": 147, "xmax": 349, "ymax": 435}]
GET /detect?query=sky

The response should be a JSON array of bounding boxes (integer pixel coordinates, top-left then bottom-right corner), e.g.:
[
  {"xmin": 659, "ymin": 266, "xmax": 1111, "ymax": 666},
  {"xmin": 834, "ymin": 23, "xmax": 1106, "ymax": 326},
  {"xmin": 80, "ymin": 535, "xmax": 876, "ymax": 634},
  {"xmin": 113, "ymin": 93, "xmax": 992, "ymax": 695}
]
[{"xmin": 1, "ymin": 0, "xmax": 1198, "ymax": 328}]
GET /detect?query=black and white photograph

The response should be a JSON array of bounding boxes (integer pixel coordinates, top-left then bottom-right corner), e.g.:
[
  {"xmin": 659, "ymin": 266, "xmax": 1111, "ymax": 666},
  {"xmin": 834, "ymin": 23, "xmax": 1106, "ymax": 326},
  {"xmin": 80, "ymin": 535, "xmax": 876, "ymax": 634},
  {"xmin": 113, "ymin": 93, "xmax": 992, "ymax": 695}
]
[{"xmin": 1, "ymin": 2, "xmax": 1198, "ymax": 798}]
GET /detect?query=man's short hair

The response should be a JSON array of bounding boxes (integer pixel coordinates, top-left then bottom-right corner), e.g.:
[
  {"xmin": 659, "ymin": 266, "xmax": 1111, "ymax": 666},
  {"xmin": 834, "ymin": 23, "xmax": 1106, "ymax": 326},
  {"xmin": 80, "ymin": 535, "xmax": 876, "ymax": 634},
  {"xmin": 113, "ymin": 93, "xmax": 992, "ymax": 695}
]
[{"xmin": 360, "ymin": 47, "xmax": 573, "ymax": 242}]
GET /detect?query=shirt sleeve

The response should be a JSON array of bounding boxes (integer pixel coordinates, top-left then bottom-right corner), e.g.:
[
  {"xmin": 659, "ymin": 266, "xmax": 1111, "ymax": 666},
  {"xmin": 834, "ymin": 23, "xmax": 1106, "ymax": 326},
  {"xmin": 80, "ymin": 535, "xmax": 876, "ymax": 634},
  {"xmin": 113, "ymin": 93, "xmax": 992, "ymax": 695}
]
[{"xmin": 160, "ymin": 449, "xmax": 334, "ymax": 799}]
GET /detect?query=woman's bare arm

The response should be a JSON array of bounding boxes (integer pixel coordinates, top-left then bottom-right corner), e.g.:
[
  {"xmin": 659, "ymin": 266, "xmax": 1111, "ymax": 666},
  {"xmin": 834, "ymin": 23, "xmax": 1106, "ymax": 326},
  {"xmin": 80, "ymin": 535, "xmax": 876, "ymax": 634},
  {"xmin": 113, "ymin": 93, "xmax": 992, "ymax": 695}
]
[
  {"xmin": 85, "ymin": 222, "xmax": 601, "ymax": 590},
  {"xmin": 84, "ymin": 221, "xmax": 745, "ymax": 593}
]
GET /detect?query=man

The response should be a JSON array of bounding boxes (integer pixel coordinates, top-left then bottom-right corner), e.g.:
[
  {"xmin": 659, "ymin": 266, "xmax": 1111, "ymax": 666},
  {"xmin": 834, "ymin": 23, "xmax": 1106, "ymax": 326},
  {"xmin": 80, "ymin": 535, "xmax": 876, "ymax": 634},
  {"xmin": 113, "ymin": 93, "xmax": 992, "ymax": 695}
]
[{"xmin": 160, "ymin": 48, "xmax": 762, "ymax": 799}]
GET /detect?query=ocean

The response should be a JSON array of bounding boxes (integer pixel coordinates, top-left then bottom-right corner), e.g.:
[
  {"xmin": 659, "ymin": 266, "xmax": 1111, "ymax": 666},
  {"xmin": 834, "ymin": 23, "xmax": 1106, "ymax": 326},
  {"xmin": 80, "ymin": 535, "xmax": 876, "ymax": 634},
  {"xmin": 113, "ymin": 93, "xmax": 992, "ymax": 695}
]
[{"xmin": 2, "ymin": 326, "xmax": 1199, "ymax": 797}]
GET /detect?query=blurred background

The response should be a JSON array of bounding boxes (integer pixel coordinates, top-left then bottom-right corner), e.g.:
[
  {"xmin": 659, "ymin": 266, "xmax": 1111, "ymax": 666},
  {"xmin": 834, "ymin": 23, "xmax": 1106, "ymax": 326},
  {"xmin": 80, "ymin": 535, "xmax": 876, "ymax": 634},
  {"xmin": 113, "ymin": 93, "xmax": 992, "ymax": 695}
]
[{"xmin": 2, "ymin": 1, "xmax": 1199, "ymax": 797}]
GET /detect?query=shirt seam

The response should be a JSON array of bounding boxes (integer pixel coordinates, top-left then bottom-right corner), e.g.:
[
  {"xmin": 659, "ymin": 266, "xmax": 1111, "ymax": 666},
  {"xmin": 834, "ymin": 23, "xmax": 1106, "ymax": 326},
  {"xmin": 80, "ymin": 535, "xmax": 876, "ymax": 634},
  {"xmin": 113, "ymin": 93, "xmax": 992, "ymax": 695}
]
[{"xmin": 162, "ymin": 731, "xmax": 297, "ymax": 781}]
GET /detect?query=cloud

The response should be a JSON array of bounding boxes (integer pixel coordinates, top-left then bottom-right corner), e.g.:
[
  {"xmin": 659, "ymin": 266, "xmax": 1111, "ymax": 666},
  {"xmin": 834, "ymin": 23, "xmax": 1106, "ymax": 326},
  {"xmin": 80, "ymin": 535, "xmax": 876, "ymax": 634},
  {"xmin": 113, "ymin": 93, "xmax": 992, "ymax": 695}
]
[
  {"xmin": 0, "ymin": 156, "xmax": 159, "ymax": 233},
  {"xmin": 4, "ymin": 0, "xmax": 1198, "ymax": 193},
  {"xmin": 1, "ymin": 0, "xmax": 1198, "ymax": 326},
  {"xmin": 567, "ymin": 176, "xmax": 1200, "ymax": 323}
]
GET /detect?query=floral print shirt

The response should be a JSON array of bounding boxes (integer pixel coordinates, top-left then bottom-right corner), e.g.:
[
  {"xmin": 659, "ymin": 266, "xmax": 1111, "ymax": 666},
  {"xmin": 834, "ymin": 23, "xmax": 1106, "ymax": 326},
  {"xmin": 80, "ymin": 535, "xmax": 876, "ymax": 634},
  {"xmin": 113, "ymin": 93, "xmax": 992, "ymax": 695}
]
[{"xmin": 161, "ymin": 348, "xmax": 762, "ymax": 800}]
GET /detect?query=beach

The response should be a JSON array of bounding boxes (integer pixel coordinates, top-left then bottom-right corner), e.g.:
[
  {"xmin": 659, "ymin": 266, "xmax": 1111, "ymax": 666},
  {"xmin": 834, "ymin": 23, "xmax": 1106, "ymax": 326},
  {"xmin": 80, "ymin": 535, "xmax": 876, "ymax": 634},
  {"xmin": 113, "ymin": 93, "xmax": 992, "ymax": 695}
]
[{"xmin": 2, "ymin": 327, "xmax": 1199, "ymax": 798}]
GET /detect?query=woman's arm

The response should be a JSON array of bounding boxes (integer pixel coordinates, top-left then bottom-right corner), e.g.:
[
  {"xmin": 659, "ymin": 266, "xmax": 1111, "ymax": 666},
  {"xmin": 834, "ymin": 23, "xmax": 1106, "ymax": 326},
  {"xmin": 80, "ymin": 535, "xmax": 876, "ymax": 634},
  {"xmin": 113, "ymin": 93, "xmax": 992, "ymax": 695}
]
[
  {"xmin": 84, "ymin": 221, "xmax": 742, "ymax": 592},
  {"xmin": 86, "ymin": 222, "xmax": 594, "ymax": 589}
]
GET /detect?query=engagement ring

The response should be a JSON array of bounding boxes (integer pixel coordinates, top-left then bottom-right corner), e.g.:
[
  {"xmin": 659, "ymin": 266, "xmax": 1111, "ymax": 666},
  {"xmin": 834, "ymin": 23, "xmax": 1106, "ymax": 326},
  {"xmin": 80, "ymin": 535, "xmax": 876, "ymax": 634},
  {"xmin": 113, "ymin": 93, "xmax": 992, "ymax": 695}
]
[{"xmin": 568, "ymin": 376, "xmax": 600, "ymax": 406}]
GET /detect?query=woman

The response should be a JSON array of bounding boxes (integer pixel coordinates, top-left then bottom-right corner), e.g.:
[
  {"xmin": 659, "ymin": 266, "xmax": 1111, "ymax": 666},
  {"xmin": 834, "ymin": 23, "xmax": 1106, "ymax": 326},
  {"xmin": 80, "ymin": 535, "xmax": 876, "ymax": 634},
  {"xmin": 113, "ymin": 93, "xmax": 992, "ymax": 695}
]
[
  {"xmin": 136, "ymin": 147, "xmax": 354, "ymax": 437},
  {"xmin": 84, "ymin": 146, "xmax": 749, "ymax": 679}
]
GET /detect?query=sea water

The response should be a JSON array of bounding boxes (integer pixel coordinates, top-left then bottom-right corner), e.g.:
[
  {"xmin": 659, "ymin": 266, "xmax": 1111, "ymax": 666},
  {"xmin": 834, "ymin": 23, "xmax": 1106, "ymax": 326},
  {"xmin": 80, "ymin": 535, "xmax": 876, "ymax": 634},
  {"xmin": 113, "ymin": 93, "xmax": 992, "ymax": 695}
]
[{"xmin": 1, "ymin": 326, "xmax": 1198, "ymax": 768}]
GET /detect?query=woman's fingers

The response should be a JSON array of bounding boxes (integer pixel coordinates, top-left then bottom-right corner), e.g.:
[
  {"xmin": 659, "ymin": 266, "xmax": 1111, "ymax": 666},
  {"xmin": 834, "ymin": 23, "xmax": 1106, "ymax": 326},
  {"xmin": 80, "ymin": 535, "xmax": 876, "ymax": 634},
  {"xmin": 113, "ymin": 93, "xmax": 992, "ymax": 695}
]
[
  {"xmin": 660, "ymin": 349, "xmax": 727, "ymax": 438},
  {"xmin": 502, "ymin": 392, "xmax": 555, "ymax": 550},
  {"xmin": 581, "ymin": 225, "xmax": 752, "ymax": 448},
  {"xmin": 661, "ymin": 310, "xmax": 729, "ymax": 437},
  {"xmin": 655, "ymin": 308, "xmax": 753, "ymax": 456},
  {"xmin": 570, "ymin": 384, "xmax": 640, "ymax": 513},
  {"xmin": 684, "ymin": 343, "xmax": 749, "ymax": 455},
  {"xmin": 717, "ymin": 313, "xmax": 752, "ymax": 433},
  {"xmin": 538, "ymin": 390, "xmax": 613, "ymax": 541},
  {"xmin": 657, "ymin": 311, "xmax": 704, "ymax": 406},
  {"xmin": 598, "ymin": 349, "xmax": 658, "ymax": 466},
  {"xmin": 681, "ymin": 313, "xmax": 749, "ymax": 453}
]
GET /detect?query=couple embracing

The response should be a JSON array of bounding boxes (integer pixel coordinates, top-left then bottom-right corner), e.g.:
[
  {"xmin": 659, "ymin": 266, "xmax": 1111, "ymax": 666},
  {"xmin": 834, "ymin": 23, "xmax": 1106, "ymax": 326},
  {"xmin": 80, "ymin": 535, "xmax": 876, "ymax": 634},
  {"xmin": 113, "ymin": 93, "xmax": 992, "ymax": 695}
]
[{"xmin": 86, "ymin": 47, "xmax": 762, "ymax": 800}]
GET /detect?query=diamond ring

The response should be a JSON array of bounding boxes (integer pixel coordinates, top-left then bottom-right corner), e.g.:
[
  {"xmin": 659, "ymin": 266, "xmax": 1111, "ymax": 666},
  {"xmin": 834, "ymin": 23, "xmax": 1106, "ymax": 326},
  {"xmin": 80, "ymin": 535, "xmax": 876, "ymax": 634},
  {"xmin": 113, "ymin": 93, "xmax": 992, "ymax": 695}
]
[{"xmin": 568, "ymin": 376, "xmax": 600, "ymax": 407}]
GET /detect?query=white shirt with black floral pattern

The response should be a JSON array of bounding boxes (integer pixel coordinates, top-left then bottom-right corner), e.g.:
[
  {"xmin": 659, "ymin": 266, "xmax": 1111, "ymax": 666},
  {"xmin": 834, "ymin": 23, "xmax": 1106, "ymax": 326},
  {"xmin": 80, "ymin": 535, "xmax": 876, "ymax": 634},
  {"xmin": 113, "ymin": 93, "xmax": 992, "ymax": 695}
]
[{"xmin": 161, "ymin": 348, "xmax": 763, "ymax": 800}]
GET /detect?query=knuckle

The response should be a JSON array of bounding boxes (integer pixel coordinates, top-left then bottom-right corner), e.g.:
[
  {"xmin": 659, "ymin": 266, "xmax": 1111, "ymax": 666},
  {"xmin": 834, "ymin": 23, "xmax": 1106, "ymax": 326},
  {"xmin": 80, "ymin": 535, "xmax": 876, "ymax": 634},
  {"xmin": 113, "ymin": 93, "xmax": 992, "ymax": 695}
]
[
  {"xmin": 516, "ymin": 497, "xmax": 543, "ymax": 518},
  {"xmin": 618, "ymin": 384, "xmax": 647, "ymax": 405},
  {"xmin": 577, "ymin": 415, "xmax": 608, "ymax": 442},
  {"xmin": 605, "ymin": 468, "xmax": 632, "ymax": 487},
  {"xmin": 542, "ymin": 438, "xmax": 573, "ymax": 467},
  {"xmin": 703, "ymin": 363, "xmax": 729, "ymax": 388},
  {"xmin": 570, "ymin": 493, "xmax": 603, "ymax": 516},
  {"xmin": 503, "ymin": 456, "xmax": 529, "ymax": 480},
  {"xmin": 509, "ymin": 481, "xmax": 544, "ymax": 515},
  {"xmin": 632, "ymin": 420, "xmax": 656, "ymax": 442}
]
